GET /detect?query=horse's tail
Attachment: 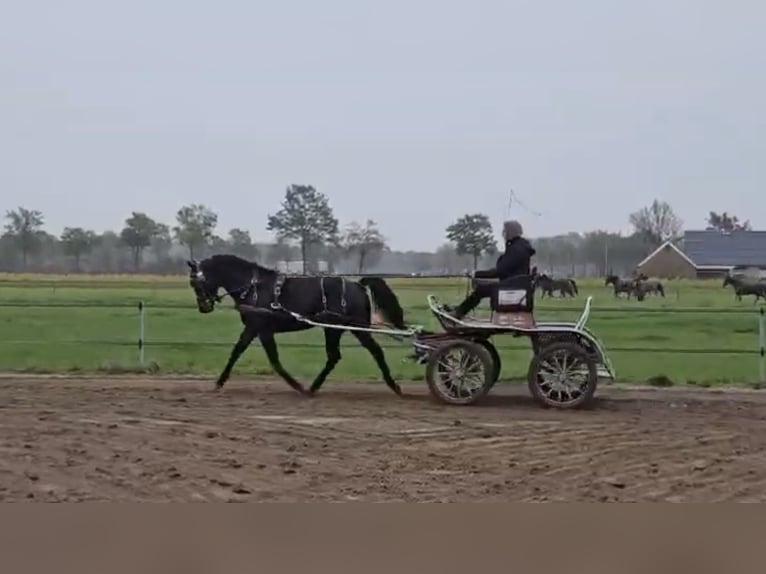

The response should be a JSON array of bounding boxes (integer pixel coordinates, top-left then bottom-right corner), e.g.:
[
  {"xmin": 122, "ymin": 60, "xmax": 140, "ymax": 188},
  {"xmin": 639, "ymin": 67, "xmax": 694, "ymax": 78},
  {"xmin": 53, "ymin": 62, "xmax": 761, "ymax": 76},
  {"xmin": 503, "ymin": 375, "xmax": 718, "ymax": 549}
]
[
  {"xmin": 657, "ymin": 282, "xmax": 665, "ymax": 297},
  {"xmin": 569, "ymin": 279, "xmax": 578, "ymax": 294},
  {"xmin": 359, "ymin": 277, "xmax": 406, "ymax": 329}
]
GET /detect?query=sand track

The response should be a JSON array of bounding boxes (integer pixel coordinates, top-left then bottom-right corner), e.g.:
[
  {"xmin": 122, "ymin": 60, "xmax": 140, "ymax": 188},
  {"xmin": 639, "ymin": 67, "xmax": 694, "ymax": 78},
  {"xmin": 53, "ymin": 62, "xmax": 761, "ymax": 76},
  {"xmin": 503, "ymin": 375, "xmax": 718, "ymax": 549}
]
[{"xmin": 1, "ymin": 376, "xmax": 764, "ymax": 501}]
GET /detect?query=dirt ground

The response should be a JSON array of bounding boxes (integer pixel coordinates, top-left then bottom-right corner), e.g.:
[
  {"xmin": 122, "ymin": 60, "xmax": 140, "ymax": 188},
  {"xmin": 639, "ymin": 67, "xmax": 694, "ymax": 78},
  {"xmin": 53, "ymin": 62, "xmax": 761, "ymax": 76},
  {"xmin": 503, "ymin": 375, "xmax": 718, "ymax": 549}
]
[{"xmin": 1, "ymin": 375, "xmax": 766, "ymax": 502}]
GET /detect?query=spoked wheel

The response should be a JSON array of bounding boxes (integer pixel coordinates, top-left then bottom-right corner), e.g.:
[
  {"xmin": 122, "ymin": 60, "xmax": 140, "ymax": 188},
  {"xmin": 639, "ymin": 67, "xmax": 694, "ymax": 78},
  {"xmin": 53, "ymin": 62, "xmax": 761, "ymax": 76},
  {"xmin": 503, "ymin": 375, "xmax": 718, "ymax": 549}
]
[
  {"xmin": 527, "ymin": 341, "xmax": 598, "ymax": 409},
  {"xmin": 425, "ymin": 340, "xmax": 494, "ymax": 405}
]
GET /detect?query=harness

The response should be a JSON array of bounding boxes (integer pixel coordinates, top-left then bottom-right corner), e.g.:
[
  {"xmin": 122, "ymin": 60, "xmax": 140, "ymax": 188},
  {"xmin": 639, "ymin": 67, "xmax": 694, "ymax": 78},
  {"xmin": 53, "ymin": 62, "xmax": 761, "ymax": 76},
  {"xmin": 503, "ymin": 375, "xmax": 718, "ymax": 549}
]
[
  {"xmin": 317, "ymin": 276, "xmax": 347, "ymax": 315},
  {"xmin": 202, "ymin": 270, "xmax": 284, "ymax": 308},
  {"xmin": 266, "ymin": 274, "xmax": 349, "ymax": 319},
  {"xmin": 202, "ymin": 268, "xmax": 352, "ymax": 321}
]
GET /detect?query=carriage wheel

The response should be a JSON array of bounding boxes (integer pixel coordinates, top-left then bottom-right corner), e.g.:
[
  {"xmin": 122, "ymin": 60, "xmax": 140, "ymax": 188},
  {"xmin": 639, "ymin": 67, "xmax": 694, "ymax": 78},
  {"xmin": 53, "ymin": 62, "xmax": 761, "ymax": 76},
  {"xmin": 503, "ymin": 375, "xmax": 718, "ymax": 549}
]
[
  {"xmin": 527, "ymin": 341, "xmax": 598, "ymax": 409},
  {"xmin": 475, "ymin": 339, "xmax": 501, "ymax": 387},
  {"xmin": 425, "ymin": 340, "xmax": 494, "ymax": 405}
]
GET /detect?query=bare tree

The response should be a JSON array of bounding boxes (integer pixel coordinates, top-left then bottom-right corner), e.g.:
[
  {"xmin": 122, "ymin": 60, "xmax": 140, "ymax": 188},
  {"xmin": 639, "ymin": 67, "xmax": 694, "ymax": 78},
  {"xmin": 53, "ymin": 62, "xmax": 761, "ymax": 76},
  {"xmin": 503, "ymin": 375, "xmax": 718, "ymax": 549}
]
[
  {"xmin": 343, "ymin": 219, "xmax": 387, "ymax": 273},
  {"xmin": 629, "ymin": 200, "xmax": 683, "ymax": 247}
]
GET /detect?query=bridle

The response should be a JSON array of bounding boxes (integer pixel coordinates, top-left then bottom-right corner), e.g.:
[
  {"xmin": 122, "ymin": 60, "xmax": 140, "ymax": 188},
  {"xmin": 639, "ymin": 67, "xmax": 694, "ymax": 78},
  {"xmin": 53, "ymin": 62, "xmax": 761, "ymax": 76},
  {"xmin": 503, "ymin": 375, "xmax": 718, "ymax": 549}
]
[
  {"xmin": 190, "ymin": 268, "xmax": 255, "ymax": 308},
  {"xmin": 190, "ymin": 265, "xmax": 285, "ymax": 310}
]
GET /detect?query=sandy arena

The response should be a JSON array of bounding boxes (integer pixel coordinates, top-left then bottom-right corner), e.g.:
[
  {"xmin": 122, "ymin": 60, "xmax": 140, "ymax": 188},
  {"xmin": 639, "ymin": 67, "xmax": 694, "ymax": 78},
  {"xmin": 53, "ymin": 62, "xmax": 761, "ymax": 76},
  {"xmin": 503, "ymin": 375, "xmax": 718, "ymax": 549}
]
[{"xmin": 1, "ymin": 375, "xmax": 765, "ymax": 502}]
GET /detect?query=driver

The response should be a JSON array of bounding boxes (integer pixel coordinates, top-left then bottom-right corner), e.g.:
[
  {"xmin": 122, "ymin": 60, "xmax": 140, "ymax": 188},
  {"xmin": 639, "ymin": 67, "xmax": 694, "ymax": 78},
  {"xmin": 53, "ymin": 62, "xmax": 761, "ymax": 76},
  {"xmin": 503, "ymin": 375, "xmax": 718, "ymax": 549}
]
[{"xmin": 446, "ymin": 219, "xmax": 536, "ymax": 319}]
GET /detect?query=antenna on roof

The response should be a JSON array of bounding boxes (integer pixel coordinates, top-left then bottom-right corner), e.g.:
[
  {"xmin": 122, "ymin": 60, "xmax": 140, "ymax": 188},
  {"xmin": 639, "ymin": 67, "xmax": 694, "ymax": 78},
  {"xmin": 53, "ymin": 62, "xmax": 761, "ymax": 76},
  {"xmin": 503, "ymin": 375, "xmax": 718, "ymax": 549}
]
[{"xmin": 506, "ymin": 188, "xmax": 542, "ymax": 218}]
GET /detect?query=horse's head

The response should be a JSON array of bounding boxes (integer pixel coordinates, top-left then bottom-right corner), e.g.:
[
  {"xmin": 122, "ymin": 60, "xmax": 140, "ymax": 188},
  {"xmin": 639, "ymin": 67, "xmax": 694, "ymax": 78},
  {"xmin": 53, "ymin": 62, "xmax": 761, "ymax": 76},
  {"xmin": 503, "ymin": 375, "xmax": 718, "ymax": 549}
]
[
  {"xmin": 187, "ymin": 254, "xmax": 274, "ymax": 314},
  {"xmin": 187, "ymin": 259, "xmax": 219, "ymax": 314},
  {"xmin": 723, "ymin": 275, "xmax": 735, "ymax": 288},
  {"xmin": 605, "ymin": 274, "xmax": 617, "ymax": 286}
]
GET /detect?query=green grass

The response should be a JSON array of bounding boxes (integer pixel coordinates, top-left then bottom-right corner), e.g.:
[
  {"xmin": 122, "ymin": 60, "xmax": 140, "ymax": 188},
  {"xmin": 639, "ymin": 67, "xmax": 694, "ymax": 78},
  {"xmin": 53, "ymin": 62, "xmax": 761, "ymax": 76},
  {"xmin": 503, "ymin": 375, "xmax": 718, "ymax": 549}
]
[{"xmin": 0, "ymin": 275, "xmax": 763, "ymax": 386}]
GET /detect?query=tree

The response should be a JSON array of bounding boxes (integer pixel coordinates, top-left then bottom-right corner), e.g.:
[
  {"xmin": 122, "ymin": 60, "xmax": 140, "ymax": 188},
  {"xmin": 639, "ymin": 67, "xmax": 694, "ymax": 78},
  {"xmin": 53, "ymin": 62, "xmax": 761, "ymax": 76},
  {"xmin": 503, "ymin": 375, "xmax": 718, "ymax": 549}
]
[
  {"xmin": 706, "ymin": 211, "xmax": 751, "ymax": 232},
  {"xmin": 60, "ymin": 227, "xmax": 96, "ymax": 270},
  {"xmin": 149, "ymin": 222, "xmax": 172, "ymax": 264},
  {"xmin": 266, "ymin": 184, "xmax": 339, "ymax": 274},
  {"xmin": 3, "ymin": 207, "xmax": 45, "ymax": 268},
  {"xmin": 173, "ymin": 204, "xmax": 218, "ymax": 259},
  {"xmin": 343, "ymin": 219, "xmax": 387, "ymax": 273},
  {"xmin": 227, "ymin": 228, "xmax": 258, "ymax": 259},
  {"xmin": 445, "ymin": 213, "xmax": 498, "ymax": 271},
  {"xmin": 120, "ymin": 212, "xmax": 162, "ymax": 271},
  {"xmin": 628, "ymin": 200, "xmax": 683, "ymax": 248}
]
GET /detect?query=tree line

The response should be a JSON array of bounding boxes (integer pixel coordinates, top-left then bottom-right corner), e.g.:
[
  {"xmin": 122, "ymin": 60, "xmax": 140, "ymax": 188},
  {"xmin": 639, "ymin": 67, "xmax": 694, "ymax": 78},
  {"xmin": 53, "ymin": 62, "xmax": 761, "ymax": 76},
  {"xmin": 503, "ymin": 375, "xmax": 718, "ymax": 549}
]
[{"xmin": 0, "ymin": 184, "xmax": 748, "ymax": 277}]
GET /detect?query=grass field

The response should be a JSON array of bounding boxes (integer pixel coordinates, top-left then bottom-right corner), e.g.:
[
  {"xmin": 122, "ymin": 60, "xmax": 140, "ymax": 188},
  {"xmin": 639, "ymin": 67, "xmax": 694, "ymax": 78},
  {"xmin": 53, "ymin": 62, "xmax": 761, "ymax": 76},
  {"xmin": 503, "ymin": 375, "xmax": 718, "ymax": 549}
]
[{"xmin": 0, "ymin": 273, "xmax": 764, "ymax": 386}]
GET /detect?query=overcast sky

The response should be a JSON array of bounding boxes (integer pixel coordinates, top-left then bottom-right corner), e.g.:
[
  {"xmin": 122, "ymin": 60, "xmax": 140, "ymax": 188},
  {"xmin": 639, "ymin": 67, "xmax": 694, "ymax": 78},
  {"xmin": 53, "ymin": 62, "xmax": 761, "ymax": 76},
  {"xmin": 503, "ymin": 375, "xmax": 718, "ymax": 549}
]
[{"xmin": 1, "ymin": 0, "xmax": 764, "ymax": 251}]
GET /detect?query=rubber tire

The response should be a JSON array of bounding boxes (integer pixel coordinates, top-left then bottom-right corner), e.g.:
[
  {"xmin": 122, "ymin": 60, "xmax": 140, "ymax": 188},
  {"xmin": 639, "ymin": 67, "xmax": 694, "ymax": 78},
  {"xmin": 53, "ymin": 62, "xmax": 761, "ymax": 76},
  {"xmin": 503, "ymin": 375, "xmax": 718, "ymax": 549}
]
[
  {"xmin": 475, "ymin": 339, "xmax": 501, "ymax": 387},
  {"xmin": 527, "ymin": 341, "xmax": 598, "ymax": 409},
  {"xmin": 425, "ymin": 340, "xmax": 494, "ymax": 406}
]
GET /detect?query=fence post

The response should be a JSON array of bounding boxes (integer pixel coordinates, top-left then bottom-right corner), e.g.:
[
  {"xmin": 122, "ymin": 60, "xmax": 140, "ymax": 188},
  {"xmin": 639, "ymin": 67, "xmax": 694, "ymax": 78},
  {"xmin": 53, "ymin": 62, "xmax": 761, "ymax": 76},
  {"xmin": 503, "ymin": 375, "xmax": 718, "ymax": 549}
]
[
  {"xmin": 138, "ymin": 301, "xmax": 145, "ymax": 366},
  {"xmin": 760, "ymin": 307, "xmax": 765, "ymax": 384}
]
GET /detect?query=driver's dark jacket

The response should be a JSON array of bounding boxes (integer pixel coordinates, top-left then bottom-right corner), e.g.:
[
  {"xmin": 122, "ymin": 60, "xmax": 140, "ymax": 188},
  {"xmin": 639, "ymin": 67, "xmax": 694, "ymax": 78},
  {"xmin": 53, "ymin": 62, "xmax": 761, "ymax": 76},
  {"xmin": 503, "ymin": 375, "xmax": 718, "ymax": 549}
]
[{"xmin": 474, "ymin": 237, "xmax": 536, "ymax": 281}]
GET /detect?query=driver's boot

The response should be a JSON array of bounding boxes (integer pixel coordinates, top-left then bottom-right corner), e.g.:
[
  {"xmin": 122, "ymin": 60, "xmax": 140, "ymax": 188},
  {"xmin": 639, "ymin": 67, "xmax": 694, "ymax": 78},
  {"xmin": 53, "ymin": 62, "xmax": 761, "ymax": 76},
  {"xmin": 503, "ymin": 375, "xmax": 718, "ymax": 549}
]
[{"xmin": 448, "ymin": 292, "xmax": 482, "ymax": 319}]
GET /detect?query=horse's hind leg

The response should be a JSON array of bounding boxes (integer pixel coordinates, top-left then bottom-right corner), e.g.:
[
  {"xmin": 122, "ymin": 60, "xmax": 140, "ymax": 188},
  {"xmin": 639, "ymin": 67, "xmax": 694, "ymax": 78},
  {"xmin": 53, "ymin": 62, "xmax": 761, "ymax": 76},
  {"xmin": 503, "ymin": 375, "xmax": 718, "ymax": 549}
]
[
  {"xmin": 215, "ymin": 325, "xmax": 257, "ymax": 389},
  {"xmin": 258, "ymin": 332, "xmax": 307, "ymax": 395},
  {"xmin": 352, "ymin": 330, "xmax": 402, "ymax": 397},
  {"xmin": 308, "ymin": 328, "xmax": 344, "ymax": 394}
]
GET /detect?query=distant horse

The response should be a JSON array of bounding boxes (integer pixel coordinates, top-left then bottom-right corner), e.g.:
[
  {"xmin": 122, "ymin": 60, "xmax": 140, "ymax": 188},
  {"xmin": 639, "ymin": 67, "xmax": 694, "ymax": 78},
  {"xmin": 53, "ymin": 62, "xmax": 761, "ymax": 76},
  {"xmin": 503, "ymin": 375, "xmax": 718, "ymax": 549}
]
[
  {"xmin": 186, "ymin": 254, "xmax": 409, "ymax": 396},
  {"xmin": 536, "ymin": 273, "xmax": 578, "ymax": 298},
  {"xmin": 605, "ymin": 274, "xmax": 645, "ymax": 301},
  {"xmin": 634, "ymin": 273, "xmax": 665, "ymax": 297},
  {"xmin": 723, "ymin": 275, "xmax": 766, "ymax": 304}
]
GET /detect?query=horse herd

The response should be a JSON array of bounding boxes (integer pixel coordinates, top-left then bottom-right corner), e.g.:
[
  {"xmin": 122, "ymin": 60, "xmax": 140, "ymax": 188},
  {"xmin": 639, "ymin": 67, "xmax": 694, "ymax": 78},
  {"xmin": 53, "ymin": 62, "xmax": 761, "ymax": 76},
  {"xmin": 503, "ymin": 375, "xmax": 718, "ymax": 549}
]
[
  {"xmin": 536, "ymin": 272, "xmax": 766, "ymax": 304},
  {"xmin": 533, "ymin": 271, "xmax": 663, "ymax": 301}
]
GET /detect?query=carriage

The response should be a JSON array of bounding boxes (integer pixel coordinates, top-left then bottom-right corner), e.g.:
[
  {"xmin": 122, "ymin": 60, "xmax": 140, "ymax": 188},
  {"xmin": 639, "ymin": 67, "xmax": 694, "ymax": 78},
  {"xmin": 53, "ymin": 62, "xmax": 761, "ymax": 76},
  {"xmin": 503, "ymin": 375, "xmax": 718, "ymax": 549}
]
[
  {"xmin": 187, "ymin": 255, "xmax": 614, "ymax": 405},
  {"xmin": 408, "ymin": 275, "xmax": 615, "ymax": 409}
]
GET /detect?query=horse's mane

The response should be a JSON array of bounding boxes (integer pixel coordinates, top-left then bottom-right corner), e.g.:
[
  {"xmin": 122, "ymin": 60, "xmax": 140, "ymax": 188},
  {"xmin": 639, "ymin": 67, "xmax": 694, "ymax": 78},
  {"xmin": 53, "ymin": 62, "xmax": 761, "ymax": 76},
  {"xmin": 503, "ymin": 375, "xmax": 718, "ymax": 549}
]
[{"xmin": 203, "ymin": 253, "xmax": 277, "ymax": 278}]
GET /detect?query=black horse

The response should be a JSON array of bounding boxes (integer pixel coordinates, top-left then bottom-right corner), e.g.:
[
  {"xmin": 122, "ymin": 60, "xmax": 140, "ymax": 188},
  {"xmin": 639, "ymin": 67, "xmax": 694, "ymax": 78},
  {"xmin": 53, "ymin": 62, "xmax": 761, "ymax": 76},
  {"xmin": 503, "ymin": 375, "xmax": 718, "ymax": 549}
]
[
  {"xmin": 605, "ymin": 274, "xmax": 645, "ymax": 301},
  {"xmin": 536, "ymin": 273, "xmax": 578, "ymax": 298},
  {"xmin": 723, "ymin": 275, "xmax": 766, "ymax": 304},
  {"xmin": 186, "ymin": 254, "xmax": 409, "ymax": 396}
]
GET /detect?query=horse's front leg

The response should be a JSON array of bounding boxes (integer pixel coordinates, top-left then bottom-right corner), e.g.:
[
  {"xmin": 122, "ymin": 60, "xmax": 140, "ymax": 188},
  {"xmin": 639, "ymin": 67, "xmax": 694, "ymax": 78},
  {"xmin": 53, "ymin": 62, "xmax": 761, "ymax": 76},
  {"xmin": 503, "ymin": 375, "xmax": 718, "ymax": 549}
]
[
  {"xmin": 352, "ymin": 331, "xmax": 402, "ymax": 397},
  {"xmin": 258, "ymin": 331, "xmax": 307, "ymax": 395},
  {"xmin": 215, "ymin": 324, "xmax": 257, "ymax": 390},
  {"xmin": 308, "ymin": 327, "xmax": 344, "ymax": 395}
]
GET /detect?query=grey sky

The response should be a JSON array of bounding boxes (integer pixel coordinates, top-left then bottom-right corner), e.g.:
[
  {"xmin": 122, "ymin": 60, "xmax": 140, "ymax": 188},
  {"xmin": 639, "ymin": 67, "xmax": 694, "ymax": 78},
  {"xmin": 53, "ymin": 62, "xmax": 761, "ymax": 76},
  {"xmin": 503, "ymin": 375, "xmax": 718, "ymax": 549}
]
[{"xmin": 2, "ymin": 0, "xmax": 764, "ymax": 251}]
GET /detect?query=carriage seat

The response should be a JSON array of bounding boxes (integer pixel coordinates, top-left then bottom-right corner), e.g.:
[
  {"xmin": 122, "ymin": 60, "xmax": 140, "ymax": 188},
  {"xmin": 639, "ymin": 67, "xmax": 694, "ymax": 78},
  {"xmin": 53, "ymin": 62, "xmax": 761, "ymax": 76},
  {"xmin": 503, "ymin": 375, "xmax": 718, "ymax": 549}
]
[{"xmin": 488, "ymin": 274, "xmax": 536, "ymax": 328}]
